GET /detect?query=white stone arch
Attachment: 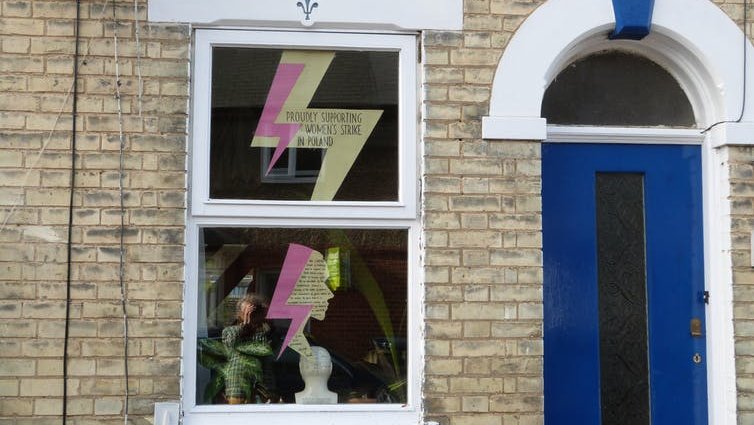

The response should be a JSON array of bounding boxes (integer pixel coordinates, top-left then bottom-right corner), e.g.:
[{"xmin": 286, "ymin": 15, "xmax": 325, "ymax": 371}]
[
  {"xmin": 481, "ymin": 0, "xmax": 754, "ymax": 424},
  {"xmin": 482, "ymin": 0, "xmax": 753, "ymax": 140}
]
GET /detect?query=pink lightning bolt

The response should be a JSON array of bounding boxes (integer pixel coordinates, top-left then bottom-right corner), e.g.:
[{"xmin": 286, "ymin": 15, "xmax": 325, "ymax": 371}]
[
  {"xmin": 254, "ymin": 63, "xmax": 305, "ymax": 175},
  {"xmin": 266, "ymin": 244, "xmax": 315, "ymax": 359}
]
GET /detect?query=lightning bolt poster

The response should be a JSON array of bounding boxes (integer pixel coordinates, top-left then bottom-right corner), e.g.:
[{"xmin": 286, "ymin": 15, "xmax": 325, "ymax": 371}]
[
  {"xmin": 266, "ymin": 243, "xmax": 334, "ymax": 359},
  {"xmin": 251, "ymin": 51, "xmax": 383, "ymax": 201}
]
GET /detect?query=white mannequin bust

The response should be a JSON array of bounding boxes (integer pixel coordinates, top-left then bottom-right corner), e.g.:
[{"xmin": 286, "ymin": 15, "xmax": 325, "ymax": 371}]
[{"xmin": 295, "ymin": 346, "xmax": 338, "ymax": 404}]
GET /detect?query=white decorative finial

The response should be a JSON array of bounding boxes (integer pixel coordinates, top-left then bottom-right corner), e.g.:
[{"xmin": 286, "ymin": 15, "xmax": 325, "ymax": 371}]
[{"xmin": 297, "ymin": 0, "xmax": 319, "ymax": 26}]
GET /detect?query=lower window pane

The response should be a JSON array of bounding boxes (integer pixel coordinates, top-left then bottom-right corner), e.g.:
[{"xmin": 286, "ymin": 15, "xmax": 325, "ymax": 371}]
[{"xmin": 196, "ymin": 227, "xmax": 408, "ymax": 405}]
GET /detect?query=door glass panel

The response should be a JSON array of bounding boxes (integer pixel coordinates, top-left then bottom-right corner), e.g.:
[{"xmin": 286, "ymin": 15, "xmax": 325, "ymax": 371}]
[
  {"xmin": 595, "ymin": 173, "xmax": 650, "ymax": 425},
  {"xmin": 542, "ymin": 51, "xmax": 695, "ymax": 127}
]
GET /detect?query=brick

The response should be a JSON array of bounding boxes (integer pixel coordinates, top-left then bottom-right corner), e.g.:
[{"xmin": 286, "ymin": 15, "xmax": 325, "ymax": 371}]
[
  {"xmin": 460, "ymin": 214, "xmax": 489, "ymax": 228},
  {"xmin": 449, "ymin": 196, "xmax": 500, "ymax": 212},
  {"xmin": 463, "ymin": 250, "xmax": 490, "ymax": 266},
  {"xmin": 489, "ymin": 357, "xmax": 542, "ymax": 374},
  {"xmin": 461, "ymin": 284, "xmax": 489, "ymax": 303},
  {"xmin": 462, "ymin": 396, "xmax": 490, "ymax": 412},
  {"xmin": 490, "ymin": 249, "xmax": 542, "ymax": 266},
  {"xmin": 427, "ymin": 104, "xmax": 462, "ymax": 120},
  {"xmin": 451, "ymin": 49, "xmax": 500, "ymax": 66},
  {"xmin": 452, "ymin": 267, "xmax": 514, "ymax": 284},
  {"xmin": 3, "ymin": 35, "xmax": 31, "ymax": 53},
  {"xmin": 489, "ymin": 213, "xmax": 541, "ymax": 230},
  {"xmin": 0, "ymin": 111, "xmax": 26, "ymax": 129},
  {"xmin": 427, "ymin": 340, "xmax": 451, "ymax": 356},
  {"xmin": 426, "ymin": 266, "xmax": 450, "ymax": 283},
  {"xmin": 426, "ymin": 67, "xmax": 465, "ymax": 84},
  {"xmin": 464, "ymin": 15, "xmax": 503, "ymax": 31},
  {"xmin": 449, "ymin": 231, "xmax": 501, "ymax": 247},
  {"xmin": 427, "ymin": 285, "xmax": 464, "ymax": 301},
  {"xmin": 427, "ymin": 177, "xmax": 462, "ymax": 193},
  {"xmin": 426, "ymin": 139, "xmax": 460, "ymax": 156},
  {"xmin": 465, "ymin": 68, "xmax": 496, "ymax": 84},
  {"xmin": 503, "ymin": 15, "xmax": 527, "ymax": 32},
  {"xmin": 426, "ymin": 377, "xmax": 449, "ymax": 393},
  {"xmin": 0, "ymin": 398, "xmax": 34, "ymax": 415},
  {"xmin": 426, "ymin": 249, "xmax": 462, "ymax": 266},
  {"xmin": 94, "ymin": 398, "xmax": 123, "ymax": 415},
  {"xmin": 490, "ymin": 0, "xmax": 539, "ymax": 15},
  {"xmin": 20, "ymin": 378, "xmax": 63, "ymax": 396},
  {"xmin": 450, "ymin": 159, "xmax": 501, "ymax": 175},
  {"xmin": 427, "ymin": 321, "xmax": 463, "ymax": 338},
  {"xmin": 0, "ymin": 379, "xmax": 19, "ymax": 396},
  {"xmin": 427, "ymin": 358, "xmax": 463, "ymax": 375},
  {"xmin": 0, "ymin": 18, "xmax": 44, "ymax": 35},
  {"xmin": 424, "ymin": 31, "xmax": 464, "ymax": 47},
  {"xmin": 4, "ymin": 1, "xmax": 32, "ymax": 17},
  {"xmin": 463, "ymin": 321, "xmax": 491, "ymax": 337},
  {"xmin": 489, "ymin": 394, "xmax": 542, "ymax": 413},
  {"xmin": 449, "ymin": 377, "xmax": 503, "ymax": 393},
  {"xmin": 449, "ymin": 121, "xmax": 482, "ymax": 138}
]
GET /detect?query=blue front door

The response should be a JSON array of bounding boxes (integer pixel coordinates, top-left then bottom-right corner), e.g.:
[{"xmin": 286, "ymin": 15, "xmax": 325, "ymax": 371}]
[{"xmin": 542, "ymin": 143, "xmax": 707, "ymax": 425}]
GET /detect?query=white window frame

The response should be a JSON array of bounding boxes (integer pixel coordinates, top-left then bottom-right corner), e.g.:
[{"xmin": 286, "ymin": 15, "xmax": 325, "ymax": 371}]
[
  {"xmin": 184, "ymin": 29, "xmax": 423, "ymax": 425},
  {"xmin": 191, "ymin": 29, "xmax": 418, "ymax": 219}
]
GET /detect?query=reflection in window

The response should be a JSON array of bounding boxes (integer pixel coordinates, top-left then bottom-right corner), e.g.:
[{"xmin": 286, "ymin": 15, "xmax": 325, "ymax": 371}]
[
  {"xmin": 260, "ymin": 148, "xmax": 324, "ymax": 183},
  {"xmin": 196, "ymin": 228, "xmax": 408, "ymax": 405}
]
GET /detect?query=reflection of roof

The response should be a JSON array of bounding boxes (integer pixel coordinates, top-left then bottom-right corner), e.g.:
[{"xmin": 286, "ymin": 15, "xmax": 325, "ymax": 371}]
[
  {"xmin": 203, "ymin": 228, "xmax": 407, "ymax": 254},
  {"xmin": 211, "ymin": 48, "xmax": 399, "ymax": 108}
]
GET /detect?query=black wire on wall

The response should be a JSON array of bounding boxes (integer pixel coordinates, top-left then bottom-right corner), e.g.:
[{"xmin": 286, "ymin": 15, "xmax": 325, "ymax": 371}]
[{"xmin": 63, "ymin": 0, "xmax": 82, "ymax": 422}]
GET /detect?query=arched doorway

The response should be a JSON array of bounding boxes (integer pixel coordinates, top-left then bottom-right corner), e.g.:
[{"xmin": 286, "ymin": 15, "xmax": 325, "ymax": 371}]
[
  {"xmin": 541, "ymin": 50, "xmax": 706, "ymax": 425},
  {"xmin": 482, "ymin": 0, "xmax": 754, "ymax": 423}
]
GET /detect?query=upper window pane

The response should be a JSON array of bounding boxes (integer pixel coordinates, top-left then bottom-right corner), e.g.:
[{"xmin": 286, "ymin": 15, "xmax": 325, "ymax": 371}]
[
  {"xmin": 541, "ymin": 51, "xmax": 695, "ymax": 127},
  {"xmin": 209, "ymin": 48, "xmax": 399, "ymax": 202}
]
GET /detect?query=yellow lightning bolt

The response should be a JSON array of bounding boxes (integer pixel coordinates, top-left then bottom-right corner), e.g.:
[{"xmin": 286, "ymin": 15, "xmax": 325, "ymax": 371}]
[{"xmin": 251, "ymin": 51, "xmax": 383, "ymax": 201}]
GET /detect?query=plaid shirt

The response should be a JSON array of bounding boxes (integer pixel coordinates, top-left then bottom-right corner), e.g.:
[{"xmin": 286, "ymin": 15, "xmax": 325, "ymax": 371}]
[{"xmin": 222, "ymin": 324, "xmax": 272, "ymax": 400}]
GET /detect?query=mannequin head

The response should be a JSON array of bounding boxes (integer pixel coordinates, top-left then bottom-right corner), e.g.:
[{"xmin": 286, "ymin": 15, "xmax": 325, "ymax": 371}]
[
  {"xmin": 299, "ymin": 346, "xmax": 333, "ymax": 380},
  {"xmin": 295, "ymin": 346, "xmax": 337, "ymax": 404}
]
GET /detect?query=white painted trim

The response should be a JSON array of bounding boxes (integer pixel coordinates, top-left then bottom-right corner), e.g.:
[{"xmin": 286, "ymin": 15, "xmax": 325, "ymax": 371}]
[
  {"xmin": 184, "ymin": 28, "xmax": 423, "ymax": 425},
  {"xmin": 713, "ymin": 122, "xmax": 754, "ymax": 147},
  {"xmin": 483, "ymin": 0, "xmax": 753, "ymax": 130},
  {"xmin": 183, "ymin": 220, "xmax": 423, "ymax": 425},
  {"xmin": 191, "ymin": 29, "xmax": 418, "ymax": 220},
  {"xmin": 482, "ymin": 0, "xmax": 745, "ymax": 423},
  {"xmin": 148, "ymin": 0, "xmax": 462, "ymax": 31},
  {"xmin": 546, "ymin": 126, "xmax": 705, "ymax": 145},
  {"xmin": 481, "ymin": 116, "xmax": 546, "ymax": 140},
  {"xmin": 703, "ymin": 145, "xmax": 738, "ymax": 425}
]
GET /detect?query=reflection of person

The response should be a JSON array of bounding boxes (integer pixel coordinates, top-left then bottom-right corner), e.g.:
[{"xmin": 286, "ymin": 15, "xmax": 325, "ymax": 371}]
[
  {"xmin": 295, "ymin": 346, "xmax": 338, "ymax": 404},
  {"xmin": 222, "ymin": 294, "xmax": 275, "ymax": 404}
]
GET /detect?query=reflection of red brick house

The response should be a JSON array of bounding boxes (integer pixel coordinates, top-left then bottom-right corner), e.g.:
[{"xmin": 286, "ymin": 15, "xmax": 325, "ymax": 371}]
[{"xmin": 1, "ymin": 0, "xmax": 753, "ymax": 424}]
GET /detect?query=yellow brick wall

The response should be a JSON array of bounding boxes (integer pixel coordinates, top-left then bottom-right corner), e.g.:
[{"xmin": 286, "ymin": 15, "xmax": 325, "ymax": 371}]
[
  {"xmin": 422, "ymin": 1, "xmax": 754, "ymax": 425},
  {"xmin": 0, "ymin": 0, "xmax": 188, "ymax": 422},
  {"xmin": 422, "ymin": 4, "xmax": 545, "ymax": 423},
  {"xmin": 1, "ymin": 0, "xmax": 752, "ymax": 423},
  {"xmin": 713, "ymin": 2, "xmax": 754, "ymax": 424},
  {"xmin": 727, "ymin": 145, "xmax": 754, "ymax": 425}
]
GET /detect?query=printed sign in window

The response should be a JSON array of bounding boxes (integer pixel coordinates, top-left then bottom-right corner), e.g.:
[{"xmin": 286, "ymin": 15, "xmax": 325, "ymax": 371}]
[{"xmin": 209, "ymin": 48, "xmax": 399, "ymax": 202}]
